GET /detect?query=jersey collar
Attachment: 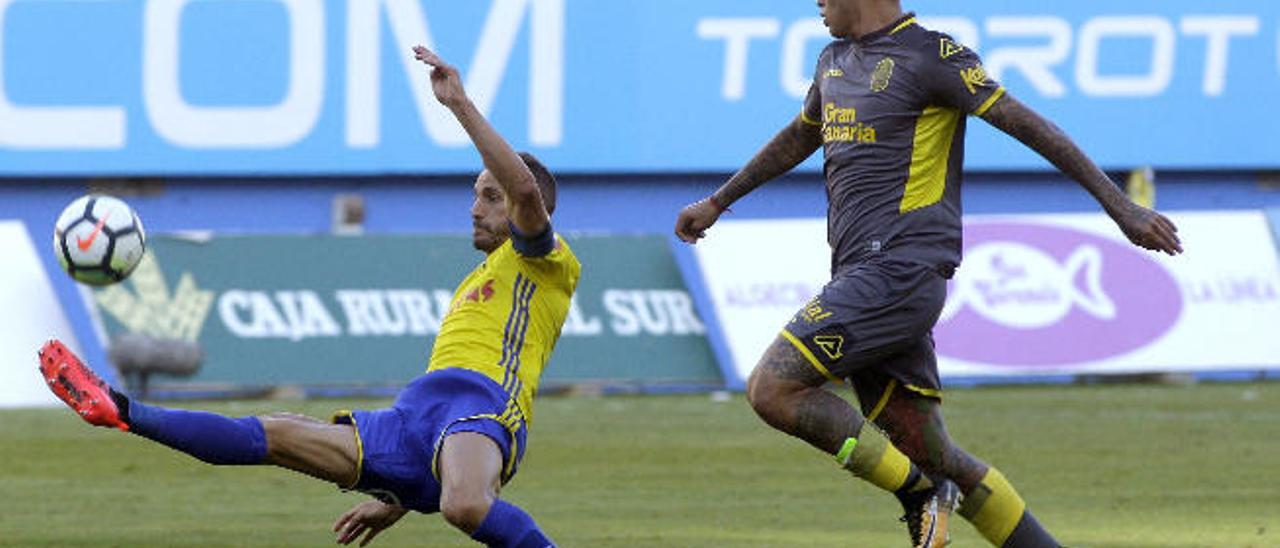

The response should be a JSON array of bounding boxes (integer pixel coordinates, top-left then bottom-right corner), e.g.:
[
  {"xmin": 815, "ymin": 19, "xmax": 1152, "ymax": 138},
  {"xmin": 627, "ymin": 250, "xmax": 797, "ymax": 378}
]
[{"xmin": 855, "ymin": 12, "xmax": 916, "ymax": 43}]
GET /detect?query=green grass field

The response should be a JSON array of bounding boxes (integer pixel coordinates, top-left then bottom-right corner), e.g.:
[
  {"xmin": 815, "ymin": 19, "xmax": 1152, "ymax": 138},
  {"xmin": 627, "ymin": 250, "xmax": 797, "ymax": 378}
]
[{"xmin": 2, "ymin": 382, "xmax": 1277, "ymax": 547}]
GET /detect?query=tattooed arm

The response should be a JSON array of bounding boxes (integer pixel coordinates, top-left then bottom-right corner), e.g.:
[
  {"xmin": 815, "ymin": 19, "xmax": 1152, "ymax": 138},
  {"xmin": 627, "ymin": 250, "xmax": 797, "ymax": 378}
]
[
  {"xmin": 674, "ymin": 116, "xmax": 822, "ymax": 243},
  {"xmin": 980, "ymin": 93, "xmax": 1182, "ymax": 255},
  {"xmin": 710, "ymin": 116, "xmax": 823, "ymax": 209}
]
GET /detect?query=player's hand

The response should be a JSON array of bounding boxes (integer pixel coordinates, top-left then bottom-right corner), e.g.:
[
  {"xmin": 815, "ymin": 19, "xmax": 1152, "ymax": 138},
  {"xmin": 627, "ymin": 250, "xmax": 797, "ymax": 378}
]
[
  {"xmin": 674, "ymin": 198, "xmax": 725, "ymax": 244},
  {"xmin": 333, "ymin": 499, "xmax": 408, "ymax": 547},
  {"xmin": 412, "ymin": 45, "xmax": 466, "ymax": 109},
  {"xmin": 1114, "ymin": 202, "xmax": 1183, "ymax": 255}
]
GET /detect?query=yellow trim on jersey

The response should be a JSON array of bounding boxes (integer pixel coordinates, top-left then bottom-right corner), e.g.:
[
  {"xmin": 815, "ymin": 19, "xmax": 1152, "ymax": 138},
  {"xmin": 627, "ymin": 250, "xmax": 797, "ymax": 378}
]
[
  {"xmin": 890, "ymin": 16, "xmax": 917, "ymax": 34},
  {"xmin": 331, "ymin": 410, "xmax": 364, "ymax": 490},
  {"xmin": 866, "ymin": 379, "xmax": 898, "ymax": 422},
  {"xmin": 799, "ymin": 111, "xmax": 822, "ymax": 126},
  {"xmin": 904, "ymin": 383, "xmax": 943, "ymax": 399},
  {"xmin": 974, "ymin": 86, "xmax": 1007, "ymax": 116},
  {"xmin": 780, "ymin": 329, "xmax": 842, "ymax": 383},
  {"xmin": 900, "ymin": 106, "xmax": 962, "ymax": 213}
]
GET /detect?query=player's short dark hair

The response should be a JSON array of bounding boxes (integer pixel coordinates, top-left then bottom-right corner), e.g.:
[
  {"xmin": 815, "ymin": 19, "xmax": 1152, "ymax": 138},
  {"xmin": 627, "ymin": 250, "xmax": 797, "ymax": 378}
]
[{"xmin": 518, "ymin": 152, "xmax": 557, "ymax": 215}]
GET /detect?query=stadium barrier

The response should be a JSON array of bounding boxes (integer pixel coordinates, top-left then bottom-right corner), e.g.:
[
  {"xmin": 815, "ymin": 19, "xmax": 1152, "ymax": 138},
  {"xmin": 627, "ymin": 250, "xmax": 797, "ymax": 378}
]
[
  {"xmin": 0, "ymin": 221, "xmax": 86, "ymax": 408},
  {"xmin": 1268, "ymin": 208, "xmax": 1280, "ymax": 252},
  {"xmin": 682, "ymin": 211, "xmax": 1280, "ymax": 387},
  {"xmin": 86, "ymin": 233, "xmax": 721, "ymax": 393}
]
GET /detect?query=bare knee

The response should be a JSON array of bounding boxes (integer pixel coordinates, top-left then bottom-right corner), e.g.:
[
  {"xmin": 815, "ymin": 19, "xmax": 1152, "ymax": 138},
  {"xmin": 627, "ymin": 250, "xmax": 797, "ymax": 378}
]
[
  {"xmin": 746, "ymin": 366, "xmax": 803, "ymax": 428},
  {"xmin": 437, "ymin": 432, "xmax": 504, "ymax": 533},
  {"xmin": 745, "ymin": 367, "xmax": 775, "ymax": 416},
  {"xmin": 747, "ymin": 336, "xmax": 830, "ymax": 421},
  {"xmin": 440, "ymin": 486, "xmax": 495, "ymax": 533}
]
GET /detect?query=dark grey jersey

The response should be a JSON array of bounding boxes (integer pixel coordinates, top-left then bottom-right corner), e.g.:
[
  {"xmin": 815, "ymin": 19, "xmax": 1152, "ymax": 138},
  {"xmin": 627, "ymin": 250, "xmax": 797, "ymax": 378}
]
[{"xmin": 801, "ymin": 14, "xmax": 1004, "ymax": 274}]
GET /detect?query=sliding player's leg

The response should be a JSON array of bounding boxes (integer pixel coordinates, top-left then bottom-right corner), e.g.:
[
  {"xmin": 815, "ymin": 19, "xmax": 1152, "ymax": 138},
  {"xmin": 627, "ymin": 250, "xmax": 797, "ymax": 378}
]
[
  {"xmin": 39, "ymin": 339, "xmax": 359, "ymax": 485},
  {"xmin": 438, "ymin": 431, "xmax": 554, "ymax": 547},
  {"xmin": 852, "ymin": 351, "xmax": 1060, "ymax": 548}
]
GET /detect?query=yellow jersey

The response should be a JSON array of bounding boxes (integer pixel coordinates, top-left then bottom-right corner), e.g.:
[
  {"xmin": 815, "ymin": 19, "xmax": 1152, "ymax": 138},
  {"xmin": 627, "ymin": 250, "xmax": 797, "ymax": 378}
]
[{"xmin": 427, "ymin": 234, "xmax": 581, "ymax": 426}]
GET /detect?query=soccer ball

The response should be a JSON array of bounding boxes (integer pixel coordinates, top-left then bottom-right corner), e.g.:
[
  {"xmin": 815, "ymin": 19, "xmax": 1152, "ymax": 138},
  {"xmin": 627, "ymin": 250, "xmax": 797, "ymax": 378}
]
[{"xmin": 53, "ymin": 194, "xmax": 146, "ymax": 286}]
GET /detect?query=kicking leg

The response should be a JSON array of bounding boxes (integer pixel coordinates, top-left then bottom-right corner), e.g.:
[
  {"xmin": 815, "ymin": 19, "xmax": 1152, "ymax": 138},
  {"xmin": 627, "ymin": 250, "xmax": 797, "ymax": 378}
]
[
  {"xmin": 861, "ymin": 380, "xmax": 1059, "ymax": 548},
  {"xmin": 438, "ymin": 431, "xmax": 553, "ymax": 547},
  {"xmin": 39, "ymin": 338, "xmax": 359, "ymax": 485},
  {"xmin": 122, "ymin": 397, "xmax": 359, "ymax": 485},
  {"xmin": 259, "ymin": 413, "xmax": 360, "ymax": 485}
]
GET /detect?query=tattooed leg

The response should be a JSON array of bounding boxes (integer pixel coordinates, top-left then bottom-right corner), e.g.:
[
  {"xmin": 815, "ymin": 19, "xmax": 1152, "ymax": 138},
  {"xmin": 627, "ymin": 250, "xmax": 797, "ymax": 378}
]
[
  {"xmin": 866, "ymin": 385, "xmax": 1060, "ymax": 548},
  {"xmin": 746, "ymin": 336, "xmax": 861, "ymax": 453},
  {"xmin": 746, "ymin": 336, "xmax": 933, "ymax": 497},
  {"xmin": 857, "ymin": 383, "xmax": 986, "ymax": 490}
]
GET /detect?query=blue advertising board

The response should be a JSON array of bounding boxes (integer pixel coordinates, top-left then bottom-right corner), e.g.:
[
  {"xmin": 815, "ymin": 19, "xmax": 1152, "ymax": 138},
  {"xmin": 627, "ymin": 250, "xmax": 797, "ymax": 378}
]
[{"xmin": 1, "ymin": 0, "xmax": 1276, "ymax": 175}]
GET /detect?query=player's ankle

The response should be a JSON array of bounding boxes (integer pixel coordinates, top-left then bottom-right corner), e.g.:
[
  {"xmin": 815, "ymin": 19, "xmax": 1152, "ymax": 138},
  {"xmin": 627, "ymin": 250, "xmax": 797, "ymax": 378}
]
[{"xmin": 109, "ymin": 388, "xmax": 132, "ymax": 426}]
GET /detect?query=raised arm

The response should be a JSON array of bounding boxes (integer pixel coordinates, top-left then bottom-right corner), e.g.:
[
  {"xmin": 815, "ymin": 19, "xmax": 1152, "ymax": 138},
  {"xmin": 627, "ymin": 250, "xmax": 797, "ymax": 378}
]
[
  {"xmin": 674, "ymin": 115, "xmax": 822, "ymax": 243},
  {"xmin": 980, "ymin": 93, "xmax": 1182, "ymax": 255},
  {"xmin": 413, "ymin": 45, "xmax": 548, "ymax": 236}
]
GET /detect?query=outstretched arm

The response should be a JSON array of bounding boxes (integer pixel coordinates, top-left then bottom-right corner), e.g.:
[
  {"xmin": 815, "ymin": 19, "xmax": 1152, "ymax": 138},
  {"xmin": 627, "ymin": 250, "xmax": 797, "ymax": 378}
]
[
  {"xmin": 674, "ymin": 116, "xmax": 822, "ymax": 243},
  {"xmin": 413, "ymin": 45, "xmax": 548, "ymax": 236},
  {"xmin": 980, "ymin": 93, "xmax": 1182, "ymax": 255}
]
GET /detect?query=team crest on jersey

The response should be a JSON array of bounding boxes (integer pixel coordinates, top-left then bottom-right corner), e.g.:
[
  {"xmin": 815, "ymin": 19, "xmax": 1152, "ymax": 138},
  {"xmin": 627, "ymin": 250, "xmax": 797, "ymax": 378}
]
[
  {"xmin": 939, "ymin": 37, "xmax": 965, "ymax": 59},
  {"xmin": 463, "ymin": 279, "xmax": 496, "ymax": 303},
  {"xmin": 870, "ymin": 58, "xmax": 894, "ymax": 92}
]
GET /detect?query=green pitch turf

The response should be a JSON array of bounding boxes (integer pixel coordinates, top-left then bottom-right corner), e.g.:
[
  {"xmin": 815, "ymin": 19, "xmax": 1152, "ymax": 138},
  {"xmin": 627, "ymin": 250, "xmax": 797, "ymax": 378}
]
[{"xmin": 2, "ymin": 382, "xmax": 1277, "ymax": 547}]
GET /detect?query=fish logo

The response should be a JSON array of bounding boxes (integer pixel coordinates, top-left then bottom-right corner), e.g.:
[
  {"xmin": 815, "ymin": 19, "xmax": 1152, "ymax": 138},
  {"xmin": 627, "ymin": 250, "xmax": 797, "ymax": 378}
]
[
  {"xmin": 938, "ymin": 243, "xmax": 1114, "ymax": 329},
  {"xmin": 936, "ymin": 221, "xmax": 1182, "ymax": 366}
]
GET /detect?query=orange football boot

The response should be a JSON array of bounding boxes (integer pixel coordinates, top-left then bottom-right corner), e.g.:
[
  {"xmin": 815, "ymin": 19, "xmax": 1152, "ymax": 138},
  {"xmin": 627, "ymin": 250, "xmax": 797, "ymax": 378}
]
[{"xmin": 38, "ymin": 339, "xmax": 128, "ymax": 431}]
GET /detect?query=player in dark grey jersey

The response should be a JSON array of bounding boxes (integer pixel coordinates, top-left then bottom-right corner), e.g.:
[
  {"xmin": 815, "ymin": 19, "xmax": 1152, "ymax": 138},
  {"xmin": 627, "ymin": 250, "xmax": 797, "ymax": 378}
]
[{"xmin": 675, "ymin": 1, "xmax": 1182, "ymax": 547}]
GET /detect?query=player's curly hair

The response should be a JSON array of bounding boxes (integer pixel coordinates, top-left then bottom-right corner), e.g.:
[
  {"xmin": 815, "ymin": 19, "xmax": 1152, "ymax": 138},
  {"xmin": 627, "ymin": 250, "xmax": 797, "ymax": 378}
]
[{"xmin": 518, "ymin": 152, "xmax": 557, "ymax": 215}]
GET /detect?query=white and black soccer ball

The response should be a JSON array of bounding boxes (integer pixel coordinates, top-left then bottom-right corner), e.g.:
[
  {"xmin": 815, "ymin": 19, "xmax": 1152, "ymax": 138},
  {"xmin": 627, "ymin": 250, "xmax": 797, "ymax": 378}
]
[{"xmin": 52, "ymin": 194, "xmax": 146, "ymax": 286}]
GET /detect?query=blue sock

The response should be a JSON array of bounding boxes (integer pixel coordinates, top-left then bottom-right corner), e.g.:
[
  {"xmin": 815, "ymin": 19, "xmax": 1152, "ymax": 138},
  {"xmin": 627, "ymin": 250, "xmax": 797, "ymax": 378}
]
[
  {"xmin": 470, "ymin": 499, "xmax": 555, "ymax": 548},
  {"xmin": 126, "ymin": 400, "xmax": 267, "ymax": 465}
]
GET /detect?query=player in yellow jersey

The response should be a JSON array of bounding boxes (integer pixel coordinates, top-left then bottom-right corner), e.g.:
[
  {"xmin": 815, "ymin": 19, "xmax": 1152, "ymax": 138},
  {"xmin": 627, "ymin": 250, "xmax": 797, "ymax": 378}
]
[{"xmin": 38, "ymin": 46, "xmax": 578, "ymax": 548}]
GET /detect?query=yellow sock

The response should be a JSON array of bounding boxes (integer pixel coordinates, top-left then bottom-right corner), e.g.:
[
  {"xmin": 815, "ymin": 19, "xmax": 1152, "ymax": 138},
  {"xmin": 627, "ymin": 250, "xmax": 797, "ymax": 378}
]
[
  {"xmin": 958, "ymin": 467, "xmax": 1027, "ymax": 545},
  {"xmin": 836, "ymin": 426, "xmax": 929, "ymax": 494}
]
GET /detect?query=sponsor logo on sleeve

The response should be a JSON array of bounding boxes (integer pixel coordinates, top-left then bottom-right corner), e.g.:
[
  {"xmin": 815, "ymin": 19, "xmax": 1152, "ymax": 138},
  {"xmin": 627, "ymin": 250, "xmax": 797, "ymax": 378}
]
[{"xmin": 960, "ymin": 64, "xmax": 990, "ymax": 94}]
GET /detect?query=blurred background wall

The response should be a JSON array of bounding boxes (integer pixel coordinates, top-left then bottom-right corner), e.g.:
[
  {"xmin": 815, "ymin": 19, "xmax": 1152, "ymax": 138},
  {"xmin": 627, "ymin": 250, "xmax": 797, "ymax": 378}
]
[{"xmin": 3, "ymin": 0, "xmax": 1278, "ymax": 400}]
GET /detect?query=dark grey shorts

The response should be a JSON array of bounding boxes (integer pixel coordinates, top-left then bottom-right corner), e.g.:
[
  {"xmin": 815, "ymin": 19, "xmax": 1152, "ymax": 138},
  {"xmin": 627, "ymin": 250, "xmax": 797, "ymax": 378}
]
[{"xmin": 780, "ymin": 258, "xmax": 946, "ymax": 395}]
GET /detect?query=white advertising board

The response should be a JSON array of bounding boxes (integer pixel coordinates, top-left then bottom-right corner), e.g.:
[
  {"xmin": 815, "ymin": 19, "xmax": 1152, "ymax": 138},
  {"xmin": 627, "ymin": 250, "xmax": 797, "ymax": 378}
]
[
  {"xmin": 0, "ymin": 221, "xmax": 83, "ymax": 408},
  {"xmin": 691, "ymin": 212, "xmax": 1280, "ymax": 383}
]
